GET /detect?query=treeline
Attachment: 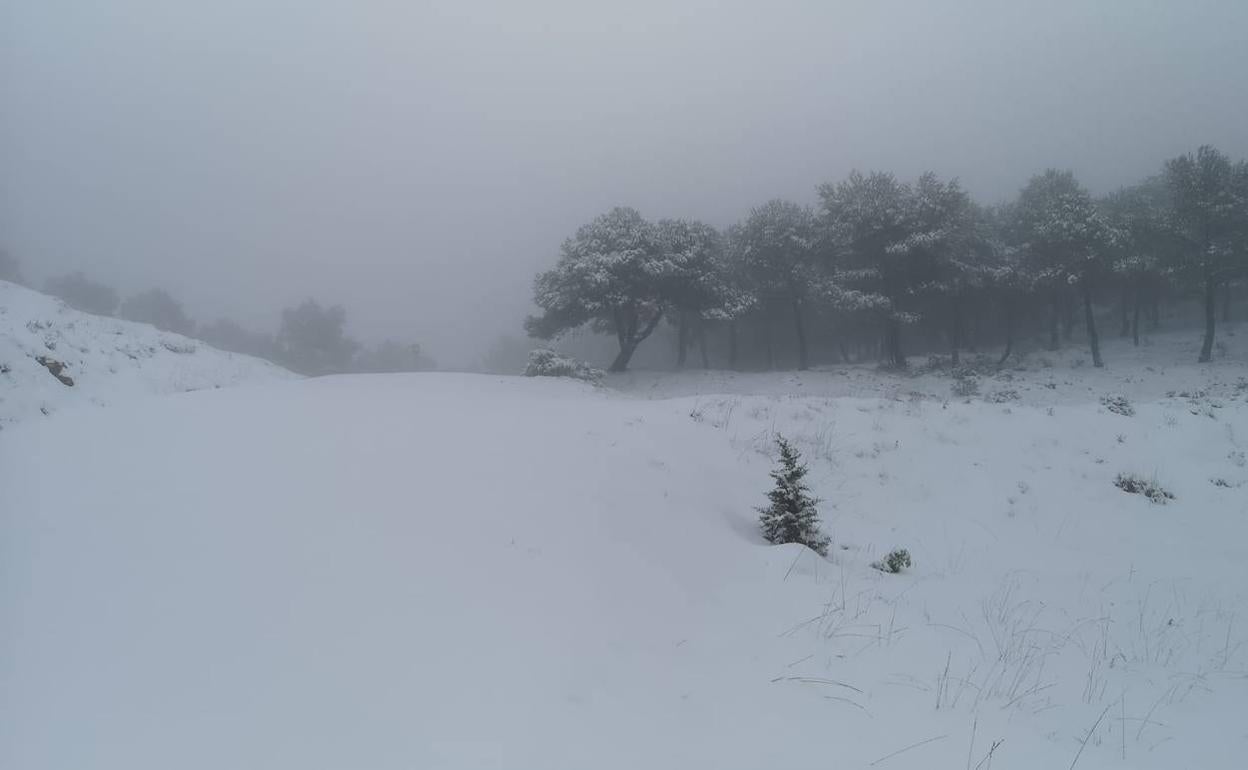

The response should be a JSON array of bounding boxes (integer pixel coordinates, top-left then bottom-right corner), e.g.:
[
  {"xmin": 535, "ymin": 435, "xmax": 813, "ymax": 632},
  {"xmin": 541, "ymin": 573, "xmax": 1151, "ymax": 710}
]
[
  {"xmin": 0, "ymin": 263, "xmax": 434, "ymax": 377},
  {"xmin": 527, "ymin": 145, "xmax": 1248, "ymax": 371}
]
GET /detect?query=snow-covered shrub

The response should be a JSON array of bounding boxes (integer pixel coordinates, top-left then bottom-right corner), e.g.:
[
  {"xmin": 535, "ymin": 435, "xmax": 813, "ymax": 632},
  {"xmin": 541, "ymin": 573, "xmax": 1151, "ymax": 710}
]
[
  {"xmin": 951, "ymin": 375, "xmax": 980, "ymax": 398},
  {"xmin": 1114, "ymin": 472, "xmax": 1174, "ymax": 504},
  {"xmin": 758, "ymin": 436, "xmax": 829, "ymax": 556},
  {"xmin": 1101, "ymin": 394, "xmax": 1134, "ymax": 416},
  {"xmin": 872, "ymin": 548, "xmax": 912, "ymax": 574},
  {"xmin": 522, "ymin": 349, "xmax": 603, "ymax": 383},
  {"xmin": 985, "ymin": 389, "xmax": 1019, "ymax": 403}
]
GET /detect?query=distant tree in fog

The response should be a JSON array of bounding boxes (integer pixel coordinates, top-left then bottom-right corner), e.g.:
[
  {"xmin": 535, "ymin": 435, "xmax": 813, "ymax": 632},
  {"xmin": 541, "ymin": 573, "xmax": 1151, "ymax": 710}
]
[
  {"xmin": 198, "ymin": 318, "xmax": 280, "ymax": 361},
  {"xmin": 0, "ymin": 250, "xmax": 24, "ymax": 285},
  {"xmin": 119, "ymin": 288, "xmax": 195, "ymax": 336},
  {"xmin": 731, "ymin": 200, "xmax": 823, "ymax": 370},
  {"xmin": 353, "ymin": 340, "xmax": 436, "ymax": 373},
  {"xmin": 818, "ymin": 172, "xmax": 920, "ymax": 368},
  {"xmin": 657, "ymin": 218, "xmax": 729, "ymax": 369},
  {"xmin": 1162, "ymin": 146, "xmax": 1248, "ymax": 362},
  {"xmin": 1006, "ymin": 170, "xmax": 1113, "ymax": 367},
  {"xmin": 1099, "ymin": 178, "xmax": 1176, "ymax": 347},
  {"xmin": 277, "ymin": 299, "xmax": 359, "ymax": 375},
  {"xmin": 44, "ymin": 272, "xmax": 120, "ymax": 316}
]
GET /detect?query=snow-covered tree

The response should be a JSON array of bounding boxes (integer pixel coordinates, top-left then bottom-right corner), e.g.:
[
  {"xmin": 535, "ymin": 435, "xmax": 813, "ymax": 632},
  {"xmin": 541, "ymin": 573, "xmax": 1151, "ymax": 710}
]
[
  {"xmin": 656, "ymin": 218, "xmax": 726, "ymax": 368},
  {"xmin": 1006, "ymin": 170, "xmax": 1113, "ymax": 366},
  {"xmin": 891, "ymin": 174, "xmax": 992, "ymax": 365},
  {"xmin": 44, "ymin": 272, "xmax": 120, "ymax": 316},
  {"xmin": 1162, "ymin": 146, "xmax": 1248, "ymax": 362},
  {"xmin": 818, "ymin": 171, "xmax": 921, "ymax": 367},
  {"xmin": 1100, "ymin": 178, "xmax": 1179, "ymax": 347},
  {"xmin": 733, "ymin": 200, "xmax": 822, "ymax": 370},
  {"xmin": 758, "ymin": 436, "xmax": 829, "ymax": 556},
  {"xmin": 526, "ymin": 207, "xmax": 671, "ymax": 372},
  {"xmin": 120, "ymin": 288, "xmax": 196, "ymax": 336}
]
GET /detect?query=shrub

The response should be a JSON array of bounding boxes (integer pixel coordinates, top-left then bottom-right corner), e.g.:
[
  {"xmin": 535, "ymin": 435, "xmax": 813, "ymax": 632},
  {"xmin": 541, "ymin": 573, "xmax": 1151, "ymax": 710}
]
[
  {"xmin": 872, "ymin": 548, "xmax": 912, "ymax": 574},
  {"xmin": 951, "ymin": 374, "xmax": 980, "ymax": 398},
  {"xmin": 1114, "ymin": 472, "xmax": 1174, "ymax": 504},
  {"xmin": 1101, "ymin": 394, "xmax": 1134, "ymax": 417},
  {"xmin": 985, "ymin": 389, "xmax": 1020, "ymax": 403},
  {"xmin": 522, "ymin": 349, "xmax": 603, "ymax": 383},
  {"xmin": 758, "ymin": 436, "xmax": 829, "ymax": 556}
]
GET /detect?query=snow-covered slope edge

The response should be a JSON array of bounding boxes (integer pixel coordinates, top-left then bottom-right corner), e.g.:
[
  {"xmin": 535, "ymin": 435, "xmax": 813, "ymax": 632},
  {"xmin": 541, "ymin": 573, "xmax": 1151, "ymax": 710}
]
[{"xmin": 0, "ymin": 280, "xmax": 295, "ymax": 427}]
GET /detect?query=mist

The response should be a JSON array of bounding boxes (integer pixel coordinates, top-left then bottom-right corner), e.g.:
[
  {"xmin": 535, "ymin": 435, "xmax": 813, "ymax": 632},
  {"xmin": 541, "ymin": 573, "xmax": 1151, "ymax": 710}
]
[{"xmin": 3, "ymin": 0, "xmax": 1246, "ymax": 368}]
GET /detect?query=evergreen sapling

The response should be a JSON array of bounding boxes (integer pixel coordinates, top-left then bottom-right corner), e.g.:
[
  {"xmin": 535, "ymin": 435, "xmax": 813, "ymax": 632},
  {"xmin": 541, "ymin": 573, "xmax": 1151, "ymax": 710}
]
[{"xmin": 758, "ymin": 436, "xmax": 830, "ymax": 556}]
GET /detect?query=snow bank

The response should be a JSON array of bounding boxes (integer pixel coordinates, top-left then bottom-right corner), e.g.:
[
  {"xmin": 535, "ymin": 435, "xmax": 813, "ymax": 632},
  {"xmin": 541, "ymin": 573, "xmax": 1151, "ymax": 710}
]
[
  {"xmin": 0, "ymin": 280, "xmax": 294, "ymax": 427},
  {"xmin": 2, "ymin": 365, "xmax": 1246, "ymax": 768}
]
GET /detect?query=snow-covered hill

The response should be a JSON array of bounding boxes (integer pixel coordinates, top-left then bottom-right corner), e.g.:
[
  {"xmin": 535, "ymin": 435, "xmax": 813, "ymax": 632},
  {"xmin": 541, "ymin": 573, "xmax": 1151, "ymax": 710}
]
[
  {"xmin": 3, "ymin": 354, "xmax": 1246, "ymax": 769},
  {"xmin": 0, "ymin": 280, "xmax": 295, "ymax": 427}
]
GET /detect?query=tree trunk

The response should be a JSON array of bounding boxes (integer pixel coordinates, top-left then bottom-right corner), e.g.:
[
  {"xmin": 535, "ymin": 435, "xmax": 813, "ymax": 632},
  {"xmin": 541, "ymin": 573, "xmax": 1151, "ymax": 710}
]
[
  {"xmin": 950, "ymin": 294, "xmax": 962, "ymax": 366},
  {"xmin": 1148, "ymin": 286, "xmax": 1160, "ymax": 330},
  {"xmin": 998, "ymin": 300, "xmax": 1014, "ymax": 366},
  {"xmin": 1132, "ymin": 284, "xmax": 1141, "ymax": 347},
  {"xmin": 837, "ymin": 339, "xmax": 850, "ymax": 364},
  {"xmin": 675, "ymin": 312, "xmax": 688, "ymax": 368},
  {"xmin": 1199, "ymin": 275, "xmax": 1217, "ymax": 363},
  {"xmin": 793, "ymin": 298, "xmax": 809, "ymax": 371},
  {"xmin": 884, "ymin": 315, "xmax": 906, "ymax": 368},
  {"xmin": 697, "ymin": 317, "xmax": 709, "ymax": 369},
  {"xmin": 765, "ymin": 321, "xmax": 775, "ymax": 371},
  {"xmin": 1083, "ymin": 282, "xmax": 1103, "ymax": 367},
  {"xmin": 728, "ymin": 320, "xmax": 739, "ymax": 370},
  {"xmin": 1119, "ymin": 286, "xmax": 1130, "ymax": 337},
  {"xmin": 1048, "ymin": 291, "xmax": 1060, "ymax": 350},
  {"xmin": 609, "ymin": 341, "xmax": 638, "ymax": 372},
  {"xmin": 1222, "ymin": 281, "xmax": 1232, "ymax": 323},
  {"xmin": 1062, "ymin": 290, "xmax": 1075, "ymax": 342}
]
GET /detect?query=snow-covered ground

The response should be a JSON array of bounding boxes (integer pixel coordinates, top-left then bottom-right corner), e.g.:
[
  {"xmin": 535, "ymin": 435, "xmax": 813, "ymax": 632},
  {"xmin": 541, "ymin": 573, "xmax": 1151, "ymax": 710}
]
[
  {"xmin": 0, "ymin": 280, "xmax": 294, "ymax": 428},
  {"xmin": 2, "ymin": 319, "xmax": 1246, "ymax": 768}
]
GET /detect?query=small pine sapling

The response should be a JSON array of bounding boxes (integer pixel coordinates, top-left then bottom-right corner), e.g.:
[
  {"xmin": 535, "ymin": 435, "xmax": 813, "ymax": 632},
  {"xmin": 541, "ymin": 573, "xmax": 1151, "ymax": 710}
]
[{"xmin": 758, "ymin": 436, "xmax": 830, "ymax": 556}]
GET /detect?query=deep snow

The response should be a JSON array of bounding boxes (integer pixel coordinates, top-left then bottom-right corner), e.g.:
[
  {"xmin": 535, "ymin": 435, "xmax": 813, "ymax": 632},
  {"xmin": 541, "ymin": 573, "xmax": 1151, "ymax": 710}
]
[
  {"xmin": 2, "ymin": 322, "xmax": 1247, "ymax": 768},
  {"xmin": 0, "ymin": 280, "xmax": 294, "ymax": 427}
]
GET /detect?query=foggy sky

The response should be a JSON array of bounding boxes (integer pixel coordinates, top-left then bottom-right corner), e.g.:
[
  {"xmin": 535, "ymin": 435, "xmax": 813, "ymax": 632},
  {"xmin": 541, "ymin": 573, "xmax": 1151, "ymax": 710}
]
[{"xmin": 3, "ymin": 0, "xmax": 1246, "ymax": 367}]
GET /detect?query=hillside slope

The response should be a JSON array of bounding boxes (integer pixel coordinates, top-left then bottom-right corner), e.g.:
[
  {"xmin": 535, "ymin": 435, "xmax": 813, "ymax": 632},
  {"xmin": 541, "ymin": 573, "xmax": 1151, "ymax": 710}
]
[
  {"xmin": 2, "ymin": 369, "xmax": 1246, "ymax": 769},
  {"xmin": 0, "ymin": 280, "xmax": 294, "ymax": 427}
]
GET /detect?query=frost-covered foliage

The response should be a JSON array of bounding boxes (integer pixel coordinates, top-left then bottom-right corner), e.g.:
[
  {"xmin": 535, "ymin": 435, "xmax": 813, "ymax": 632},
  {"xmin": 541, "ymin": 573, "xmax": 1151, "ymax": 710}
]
[
  {"xmin": 757, "ymin": 436, "xmax": 829, "ymax": 555},
  {"xmin": 523, "ymin": 349, "xmax": 603, "ymax": 383},
  {"xmin": 526, "ymin": 208, "xmax": 676, "ymax": 372},
  {"xmin": 951, "ymin": 374, "xmax": 980, "ymax": 398},
  {"xmin": 871, "ymin": 548, "xmax": 912, "ymax": 574},
  {"xmin": 818, "ymin": 171, "xmax": 989, "ymax": 367},
  {"xmin": 1114, "ymin": 472, "xmax": 1175, "ymax": 504},
  {"xmin": 1101, "ymin": 394, "xmax": 1135, "ymax": 416}
]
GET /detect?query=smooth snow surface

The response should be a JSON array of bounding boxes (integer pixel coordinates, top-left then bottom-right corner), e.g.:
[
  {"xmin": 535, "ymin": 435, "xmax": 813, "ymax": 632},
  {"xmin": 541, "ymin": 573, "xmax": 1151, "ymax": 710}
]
[
  {"xmin": 3, "ymin": 331, "xmax": 1247, "ymax": 769},
  {"xmin": 0, "ymin": 280, "xmax": 294, "ymax": 427}
]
